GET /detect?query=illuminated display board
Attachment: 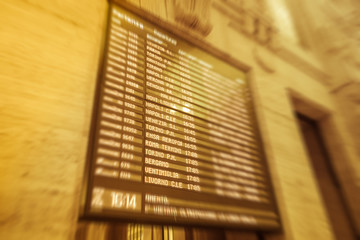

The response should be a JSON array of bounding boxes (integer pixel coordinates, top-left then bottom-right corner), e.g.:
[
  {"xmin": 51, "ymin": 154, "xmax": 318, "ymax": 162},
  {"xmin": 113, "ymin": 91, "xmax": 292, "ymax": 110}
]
[{"xmin": 82, "ymin": 3, "xmax": 281, "ymax": 230}]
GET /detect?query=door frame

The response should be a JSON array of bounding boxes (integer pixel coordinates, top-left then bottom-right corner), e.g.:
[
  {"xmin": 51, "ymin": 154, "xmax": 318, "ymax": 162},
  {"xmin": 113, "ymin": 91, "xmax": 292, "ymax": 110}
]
[{"xmin": 288, "ymin": 89, "xmax": 360, "ymax": 238}]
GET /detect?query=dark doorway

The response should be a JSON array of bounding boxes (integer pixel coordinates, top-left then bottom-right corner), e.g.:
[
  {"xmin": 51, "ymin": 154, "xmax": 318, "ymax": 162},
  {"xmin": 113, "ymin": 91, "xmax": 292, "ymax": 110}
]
[{"xmin": 296, "ymin": 114, "xmax": 357, "ymax": 240}]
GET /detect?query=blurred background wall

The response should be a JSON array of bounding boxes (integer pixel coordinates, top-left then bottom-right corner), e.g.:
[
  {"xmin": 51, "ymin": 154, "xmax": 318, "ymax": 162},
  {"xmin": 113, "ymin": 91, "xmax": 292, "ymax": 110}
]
[{"xmin": 0, "ymin": 0, "xmax": 359, "ymax": 239}]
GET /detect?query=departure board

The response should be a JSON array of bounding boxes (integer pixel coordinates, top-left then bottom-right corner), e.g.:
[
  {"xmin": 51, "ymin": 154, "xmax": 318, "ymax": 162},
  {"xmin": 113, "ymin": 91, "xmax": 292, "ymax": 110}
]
[{"xmin": 82, "ymin": 3, "xmax": 281, "ymax": 230}]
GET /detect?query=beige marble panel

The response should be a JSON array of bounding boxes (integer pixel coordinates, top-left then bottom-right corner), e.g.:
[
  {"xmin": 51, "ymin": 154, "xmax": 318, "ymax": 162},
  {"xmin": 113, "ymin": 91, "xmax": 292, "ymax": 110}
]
[{"xmin": 0, "ymin": 0, "xmax": 108, "ymax": 239}]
